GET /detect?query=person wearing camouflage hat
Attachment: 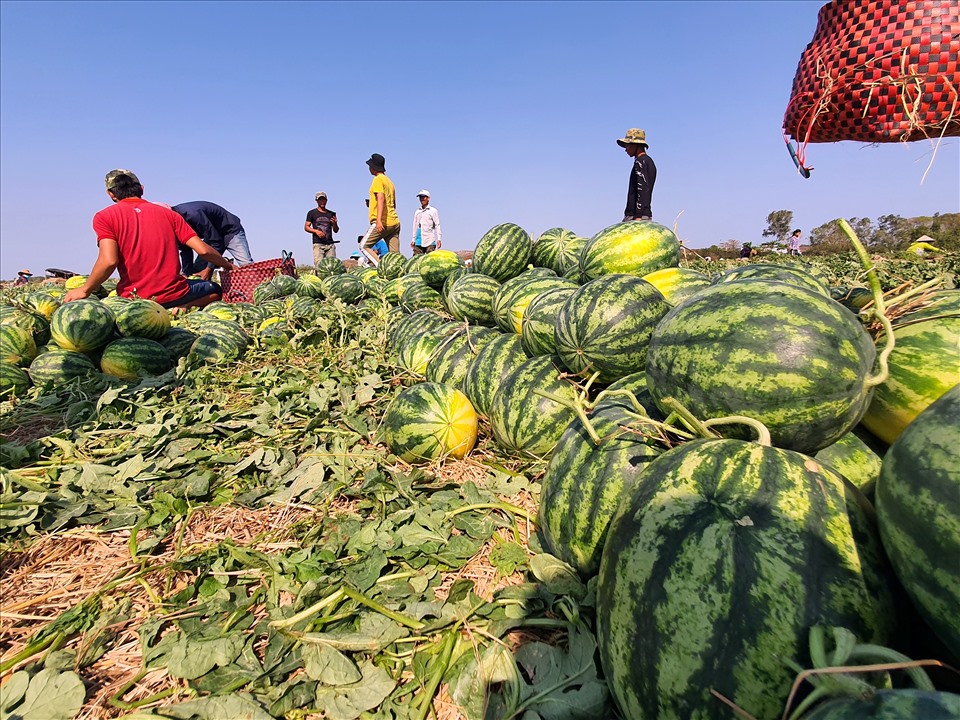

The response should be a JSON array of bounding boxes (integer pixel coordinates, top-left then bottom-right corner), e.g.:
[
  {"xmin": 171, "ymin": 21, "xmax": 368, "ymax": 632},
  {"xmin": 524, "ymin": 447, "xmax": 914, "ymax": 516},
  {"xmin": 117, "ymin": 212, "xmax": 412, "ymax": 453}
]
[
  {"xmin": 617, "ymin": 128, "xmax": 657, "ymax": 221},
  {"xmin": 64, "ymin": 170, "xmax": 236, "ymax": 310}
]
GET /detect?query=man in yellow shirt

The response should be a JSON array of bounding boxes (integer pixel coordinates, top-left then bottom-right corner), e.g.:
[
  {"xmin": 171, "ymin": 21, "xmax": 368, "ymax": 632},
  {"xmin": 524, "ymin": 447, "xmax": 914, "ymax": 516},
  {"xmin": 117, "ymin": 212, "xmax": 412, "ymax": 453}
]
[{"xmin": 360, "ymin": 153, "xmax": 401, "ymax": 255}]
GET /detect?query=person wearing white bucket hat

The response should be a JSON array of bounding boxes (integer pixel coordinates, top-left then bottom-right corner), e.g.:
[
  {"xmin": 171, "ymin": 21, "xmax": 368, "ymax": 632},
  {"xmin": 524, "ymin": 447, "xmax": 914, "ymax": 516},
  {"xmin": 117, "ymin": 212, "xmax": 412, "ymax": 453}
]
[
  {"xmin": 411, "ymin": 189, "xmax": 442, "ymax": 255},
  {"xmin": 617, "ymin": 128, "xmax": 657, "ymax": 221}
]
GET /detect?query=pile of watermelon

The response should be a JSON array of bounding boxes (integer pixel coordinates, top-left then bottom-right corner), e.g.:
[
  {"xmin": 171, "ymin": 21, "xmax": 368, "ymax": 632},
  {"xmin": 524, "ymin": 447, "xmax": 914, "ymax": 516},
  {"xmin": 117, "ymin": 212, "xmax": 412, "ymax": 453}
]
[{"xmin": 363, "ymin": 220, "xmax": 958, "ymax": 717}]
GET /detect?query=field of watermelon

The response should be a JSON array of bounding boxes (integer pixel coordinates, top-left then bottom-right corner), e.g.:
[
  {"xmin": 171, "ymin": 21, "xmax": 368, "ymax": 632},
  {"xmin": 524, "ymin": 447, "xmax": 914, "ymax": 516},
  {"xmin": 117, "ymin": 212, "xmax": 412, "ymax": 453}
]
[{"xmin": 1, "ymin": 220, "xmax": 959, "ymax": 720}]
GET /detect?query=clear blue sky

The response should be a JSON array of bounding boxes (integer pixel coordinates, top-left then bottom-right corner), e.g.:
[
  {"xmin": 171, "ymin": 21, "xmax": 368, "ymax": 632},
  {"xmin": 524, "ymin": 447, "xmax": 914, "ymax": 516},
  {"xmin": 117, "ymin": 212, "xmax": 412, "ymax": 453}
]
[{"xmin": 2, "ymin": 1, "xmax": 957, "ymax": 278}]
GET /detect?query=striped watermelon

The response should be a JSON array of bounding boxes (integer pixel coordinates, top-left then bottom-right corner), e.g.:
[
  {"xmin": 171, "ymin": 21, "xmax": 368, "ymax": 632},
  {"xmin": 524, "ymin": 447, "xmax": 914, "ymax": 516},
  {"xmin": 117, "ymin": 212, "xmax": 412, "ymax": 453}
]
[
  {"xmin": 875, "ymin": 384, "xmax": 960, "ymax": 658},
  {"xmin": 270, "ymin": 274, "xmax": 299, "ymax": 297},
  {"xmin": 100, "ymin": 337, "xmax": 174, "ymax": 380},
  {"xmin": 382, "ymin": 382, "xmax": 478, "ymax": 462},
  {"xmin": 472, "ymin": 223, "xmax": 532, "ymax": 282},
  {"xmin": 425, "ymin": 325, "xmax": 501, "ymax": 389},
  {"xmin": 383, "ymin": 275, "xmax": 422, "ymax": 306},
  {"xmin": 462, "ymin": 332, "xmax": 529, "ymax": 419},
  {"xmin": 114, "ymin": 299, "xmax": 172, "ymax": 339},
  {"xmin": 640, "ymin": 267, "xmax": 711, "ymax": 306},
  {"xmin": 539, "ymin": 392, "xmax": 663, "ymax": 577},
  {"xmin": 253, "ymin": 280, "xmax": 283, "ymax": 304},
  {"xmin": 378, "ymin": 251, "xmax": 408, "ymax": 280},
  {"xmin": 598, "ymin": 438, "xmax": 896, "ymax": 720},
  {"xmin": 28, "ymin": 349, "xmax": 97, "ymax": 386},
  {"xmin": 555, "ymin": 274, "xmax": 670, "ymax": 383},
  {"xmin": 203, "ymin": 301, "xmax": 242, "ymax": 323},
  {"xmin": 159, "ymin": 327, "xmax": 198, "ymax": 360},
  {"xmin": 815, "ymin": 430, "xmax": 882, "ymax": 494},
  {"xmin": 493, "ymin": 274, "xmax": 576, "ymax": 335},
  {"xmin": 315, "ymin": 257, "xmax": 345, "ymax": 280},
  {"xmin": 800, "ymin": 690, "xmax": 960, "ymax": 719},
  {"xmin": 403, "ymin": 254, "xmax": 424, "ymax": 275},
  {"xmin": 579, "ymin": 221, "xmax": 680, "ymax": 281},
  {"xmin": 860, "ymin": 308, "xmax": 960, "ymax": 445},
  {"xmin": 520, "ymin": 286, "xmax": 578, "ymax": 357},
  {"xmin": 487, "ymin": 355, "xmax": 580, "ymax": 458},
  {"xmin": 646, "ymin": 279, "xmax": 877, "ymax": 454},
  {"xmin": 0, "ymin": 362, "xmax": 31, "ymax": 398},
  {"xmin": 21, "ymin": 292, "xmax": 61, "ymax": 320},
  {"xmin": 296, "ymin": 274, "xmax": 326, "ymax": 299},
  {"xmin": 598, "ymin": 370, "xmax": 663, "ymax": 419},
  {"xmin": 0, "ymin": 323, "xmax": 37, "ymax": 366},
  {"xmin": 445, "ymin": 273, "xmax": 501, "ymax": 327},
  {"xmin": 187, "ymin": 333, "xmax": 244, "ymax": 365},
  {"xmin": 194, "ymin": 318, "xmax": 250, "ymax": 352},
  {"xmin": 388, "ymin": 309, "xmax": 447, "ymax": 348},
  {"xmin": 418, "ymin": 249, "xmax": 465, "ymax": 290},
  {"xmin": 4, "ymin": 309, "xmax": 50, "ymax": 347},
  {"xmin": 50, "ymin": 300, "xmax": 116, "ymax": 353},
  {"xmin": 715, "ymin": 262, "xmax": 830, "ymax": 297},
  {"xmin": 396, "ymin": 320, "xmax": 461, "ymax": 376},
  {"xmin": 400, "ymin": 278, "xmax": 445, "ymax": 313},
  {"xmin": 322, "ymin": 274, "xmax": 366, "ymax": 304},
  {"xmin": 532, "ymin": 228, "xmax": 588, "ymax": 275}
]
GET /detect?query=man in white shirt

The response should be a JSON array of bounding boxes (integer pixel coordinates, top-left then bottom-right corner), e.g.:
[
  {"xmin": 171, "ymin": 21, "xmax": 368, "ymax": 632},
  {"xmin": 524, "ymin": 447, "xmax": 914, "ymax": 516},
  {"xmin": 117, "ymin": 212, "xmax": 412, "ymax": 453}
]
[{"xmin": 410, "ymin": 189, "xmax": 442, "ymax": 254}]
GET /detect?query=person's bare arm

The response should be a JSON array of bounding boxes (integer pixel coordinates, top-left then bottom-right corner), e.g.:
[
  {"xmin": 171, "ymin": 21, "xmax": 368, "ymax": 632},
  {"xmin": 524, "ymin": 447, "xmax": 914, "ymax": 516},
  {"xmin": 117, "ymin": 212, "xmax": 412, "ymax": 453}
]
[
  {"xmin": 64, "ymin": 238, "xmax": 119, "ymax": 301},
  {"xmin": 185, "ymin": 236, "xmax": 236, "ymax": 270}
]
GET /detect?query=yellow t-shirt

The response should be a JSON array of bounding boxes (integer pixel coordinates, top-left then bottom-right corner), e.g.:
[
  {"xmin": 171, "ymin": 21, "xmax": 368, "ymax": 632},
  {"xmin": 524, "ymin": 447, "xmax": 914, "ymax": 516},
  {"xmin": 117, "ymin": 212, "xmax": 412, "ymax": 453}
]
[{"xmin": 368, "ymin": 174, "xmax": 399, "ymax": 226}]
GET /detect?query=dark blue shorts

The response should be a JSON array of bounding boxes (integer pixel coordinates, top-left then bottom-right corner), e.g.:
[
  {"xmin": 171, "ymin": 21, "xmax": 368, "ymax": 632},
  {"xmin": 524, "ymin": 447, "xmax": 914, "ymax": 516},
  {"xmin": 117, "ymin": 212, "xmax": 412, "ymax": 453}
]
[{"xmin": 161, "ymin": 279, "xmax": 221, "ymax": 308}]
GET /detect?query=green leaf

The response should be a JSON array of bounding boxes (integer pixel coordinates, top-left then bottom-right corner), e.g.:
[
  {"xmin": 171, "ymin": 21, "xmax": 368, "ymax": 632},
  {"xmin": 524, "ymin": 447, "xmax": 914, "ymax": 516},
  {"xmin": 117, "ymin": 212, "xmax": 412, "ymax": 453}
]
[
  {"xmin": 528, "ymin": 554, "xmax": 586, "ymax": 599},
  {"xmin": 139, "ymin": 692, "xmax": 274, "ymax": 720},
  {"xmin": 7, "ymin": 668, "xmax": 86, "ymax": 720},
  {"xmin": 0, "ymin": 671, "xmax": 29, "ymax": 712},
  {"xmin": 166, "ymin": 633, "xmax": 245, "ymax": 680},
  {"xmin": 302, "ymin": 642, "xmax": 362, "ymax": 685},
  {"xmin": 311, "ymin": 661, "xmax": 396, "ymax": 720},
  {"xmin": 489, "ymin": 541, "xmax": 528, "ymax": 576}
]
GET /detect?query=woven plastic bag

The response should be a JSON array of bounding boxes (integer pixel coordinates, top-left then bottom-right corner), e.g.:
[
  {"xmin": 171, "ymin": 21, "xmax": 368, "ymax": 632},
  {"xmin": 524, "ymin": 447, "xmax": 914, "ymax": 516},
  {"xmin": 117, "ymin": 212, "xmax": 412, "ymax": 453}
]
[
  {"xmin": 783, "ymin": 0, "xmax": 960, "ymax": 172},
  {"xmin": 219, "ymin": 252, "xmax": 297, "ymax": 304}
]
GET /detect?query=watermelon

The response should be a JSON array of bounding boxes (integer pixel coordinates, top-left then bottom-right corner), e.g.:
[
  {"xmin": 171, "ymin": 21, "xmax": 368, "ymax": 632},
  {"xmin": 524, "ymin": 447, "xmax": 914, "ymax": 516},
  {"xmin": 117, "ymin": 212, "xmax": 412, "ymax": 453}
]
[
  {"xmin": 640, "ymin": 267, "xmax": 712, "ymax": 306},
  {"xmin": 462, "ymin": 332, "xmax": 530, "ymax": 419},
  {"xmin": 815, "ymin": 430, "xmax": 883, "ymax": 494},
  {"xmin": 555, "ymin": 274, "xmax": 670, "ymax": 384},
  {"xmin": 493, "ymin": 274, "xmax": 575, "ymax": 335},
  {"xmin": 860, "ymin": 310, "xmax": 960, "ymax": 445},
  {"xmin": 21, "ymin": 292, "xmax": 61, "ymax": 320},
  {"xmin": 3, "ymin": 308, "xmax": 51, "ymax": 347},
  {"xmin": 0, "ymin": 362, "xmax": 31, "ymax": 398},
  {"xmin": 472, "ymin": 223, "xmax": 533, "ymax": 282},
  {"xmin": 520, "ymin": 286, "xmax": 578, "ymax": 357},
  {"xmin": 598, "ymin": 438, "xmax": 896, "ymax": 720},
  {"xmin": 114, "ymin": 299, "xmax": 172, "ymax": 339},
  {"xmin": 253, "ymin": 280, "xmax": 283, "ymax": 304},
  {"xmin": 28, "ymin": 349, "xmax": 97, "ymax": 386},
  {"xmin": 418, "ymin": 249, "xmax": 465, "ymax": 290},
  {"xmin": 875, "ymin": 384, "xmax": 960, "ymax": 658},
  {"xmin": 800, "ymin": 689, "xmax": 960, "ymax": 719},
  {"xmin": 322, "ymin": 274, "xmax": 366, "ymax": 304},
  {"xmin": 488, "ymin": 355, "xmax": 580, "ymax": 458},
  {"xmin": 834, "ymin": 286, "xmax": 874, "ymax": 313},
  {"xmin": 378, "ymin": 251, "xmax": 408, "ymax": 280},
  {"xmin": 187, "ymin": 333, "xmax": 244, "ymax": 365},
  {"xmin": 49, "ymin": 300, "xmax": 116, "ymax": 352},
  {"xmin": 202, "ymin": 301, "xmax": 242, "ymax": 323},
  {"xmin": 388, "ymin": 309, "xmax": 447, "ymax": 348},
  {"xmin": 714, "ymin": 262, "xmax": 830, "ymax": 297},
  {"xmin": 384, "ymin": 274, "xmax": 425, "ymax": 307},
  {"xmin": 579, "ymin": 221, "xmax": 680, "ymax": 280},
  {"xmin": 646, "ymin": 279, "xmax": 878, "ymax": 454},
  {"xmin": 425, "ymin": 325, "xmax": 501, "ymax": 389},
  {"xmin": 269, "ymin": 274, "xmax": 299, "ymax": 297},
  {"xmin": 403, "ymin": 254, "xmax": 424, "ymax": 276},
  {"xmin": 532, "ymin": 228, "xmax": 588, "ymax": 275},
  {"xmin": 382, "ymin": 382, "xmax": 478, "ymax": 462},
  {"xmin": 396, "ymin": 320, "xmax": 462, "ymax": 376},
  {"xmin": 314, "ymin": 257, "xmax": 344, "ymax": 281},
  {"xmin": 158, "ymin": 327, "xmax": 198, "ymax": 360},
  {"xmin": 0, "ymin": 324, "xmax": 37, "ymax": 366},
  {"xmin": 100, "ymin": 337, "xmax": 174, "ymax": 380},
  {"xmin": 400, "ymin": 278, "xmax": 445, "ymax": 313},
  {"xmin": 445, "ymin": 273, "xmax": 501, "ymax": 327},
  {"xmin": 539, "ymin": 392, "xmax": 663, "ymax": 577},
  {"xmin": 598, "ymin": 370, "xmax": 663, "ymax": 419},
  {"xmin": 295, "ymin": 274, "xmax": 326, "ymax": 299},
  {"xmin": 195, "ymin": 318, "xmax": 249, "ymax": 352}
]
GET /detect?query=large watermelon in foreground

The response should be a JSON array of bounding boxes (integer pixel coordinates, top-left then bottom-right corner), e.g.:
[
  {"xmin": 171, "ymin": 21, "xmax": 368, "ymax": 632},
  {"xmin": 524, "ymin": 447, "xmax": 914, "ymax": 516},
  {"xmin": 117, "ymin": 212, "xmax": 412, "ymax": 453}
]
[
  {"xmin": 382, "ymin": 382, "xmax": 478, "ymax": 462},
  {"xmin": 875, "ymin": 384, "xmax": 960, "ymax": 658},
  {"xmin": 50, "ymin": 300, "xmax": 116, "ymax": 352},
  {"xmin": 100, "ymin": 338, "xmax": 173, "ymax": 380},
  {"xmin": 579, "ymin": 221, "xmax": 680, "ymax": 280},
  {"xmin": 646, "ymin": 279, "xmax": 877, "ymax": 454},
  {"xmin": 801, "ymin": 689, "xmax": 960, "ymax": 719},
  {"xmin": 598, "ymin": 438, "xmax": 896, "ymax": 720}
]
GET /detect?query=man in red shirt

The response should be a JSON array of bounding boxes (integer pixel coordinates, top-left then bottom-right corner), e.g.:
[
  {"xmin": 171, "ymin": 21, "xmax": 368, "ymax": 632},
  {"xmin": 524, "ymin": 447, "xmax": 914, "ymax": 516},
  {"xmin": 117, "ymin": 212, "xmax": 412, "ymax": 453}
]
[{"xmin": 64, "ymin": 170, "xmax": 235, "ymax": 308}]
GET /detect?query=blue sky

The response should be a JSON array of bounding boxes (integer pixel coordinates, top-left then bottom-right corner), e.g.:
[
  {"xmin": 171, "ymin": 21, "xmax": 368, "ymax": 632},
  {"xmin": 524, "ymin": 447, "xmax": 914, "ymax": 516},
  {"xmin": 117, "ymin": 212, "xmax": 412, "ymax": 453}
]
[{"xmin": 1, "ymin": 1, "xmax": 957, "ymax": 278}]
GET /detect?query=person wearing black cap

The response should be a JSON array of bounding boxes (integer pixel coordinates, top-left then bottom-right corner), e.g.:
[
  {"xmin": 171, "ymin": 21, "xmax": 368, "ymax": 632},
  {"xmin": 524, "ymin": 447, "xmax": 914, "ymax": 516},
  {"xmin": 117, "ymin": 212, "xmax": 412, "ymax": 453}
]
[{"xmin": 359, "ymin": 153, "xmax": 401, "ymax": 256}]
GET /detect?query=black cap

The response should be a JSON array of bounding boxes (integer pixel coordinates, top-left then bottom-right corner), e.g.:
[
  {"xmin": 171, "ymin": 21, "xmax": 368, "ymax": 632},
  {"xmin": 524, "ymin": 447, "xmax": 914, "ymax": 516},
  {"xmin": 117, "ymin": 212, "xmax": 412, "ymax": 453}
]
[{"xmin": 366, "ymin": 153, "xmax": 386, "ymax": 171}]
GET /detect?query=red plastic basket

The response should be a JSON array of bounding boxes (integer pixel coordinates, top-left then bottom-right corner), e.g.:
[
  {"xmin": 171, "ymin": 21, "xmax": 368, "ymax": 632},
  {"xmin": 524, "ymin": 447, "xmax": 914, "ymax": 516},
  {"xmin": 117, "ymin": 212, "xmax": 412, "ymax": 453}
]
[{"xmin": 219, "ymin": 253, "xmax": 297, "ymax": 303}]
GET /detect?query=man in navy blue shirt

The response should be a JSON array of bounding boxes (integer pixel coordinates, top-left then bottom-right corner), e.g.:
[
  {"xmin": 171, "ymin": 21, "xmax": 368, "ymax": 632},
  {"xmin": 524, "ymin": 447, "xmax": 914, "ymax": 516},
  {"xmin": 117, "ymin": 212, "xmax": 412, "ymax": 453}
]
[{"xmin": 173, "ymin": 201, "xmax": 253, "ymax": 279}]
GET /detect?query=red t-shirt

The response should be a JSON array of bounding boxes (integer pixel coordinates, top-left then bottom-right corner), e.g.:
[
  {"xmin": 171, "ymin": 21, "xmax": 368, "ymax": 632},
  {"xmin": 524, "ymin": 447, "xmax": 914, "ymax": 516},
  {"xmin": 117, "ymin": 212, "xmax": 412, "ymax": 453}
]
[{"xmin": 92, "ymin": 198, "xmax": 197, "ymax": 304}]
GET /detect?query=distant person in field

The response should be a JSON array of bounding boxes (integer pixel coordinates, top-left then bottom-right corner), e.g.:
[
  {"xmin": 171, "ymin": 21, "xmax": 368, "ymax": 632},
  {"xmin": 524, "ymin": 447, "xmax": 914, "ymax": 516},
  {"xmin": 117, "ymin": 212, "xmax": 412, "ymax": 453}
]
[
  {"xmin": 360, "ymin": 153, "xmax": 401, "ymax": 255},
  {"xmin": 411, "ymin": 189, "xmax": 442, "ymax": 255},
  {"xmin": 173, "ymin": 201, "xmax": 253, "ymax": 280},
  {"xmin": 788, "ymin": 229, "xmax": 803, "ymax": 256},
  {"xmin": 305, "ymin": 191, "xmax": 340, "ymax": 265},
  {"xmin": 14, "ymin": 269, "xmax": 32, "ymax": 286},
  {"xmin": 739, "ymin": 243, "xmax": 756, "ymax": 259},
  {"xmin": 63, "ymin": 170, "xmax": 235, "ymax": 309},
  {"xmin": 617, "ymin": 128, "xmax": 657, "ymax": 221}
]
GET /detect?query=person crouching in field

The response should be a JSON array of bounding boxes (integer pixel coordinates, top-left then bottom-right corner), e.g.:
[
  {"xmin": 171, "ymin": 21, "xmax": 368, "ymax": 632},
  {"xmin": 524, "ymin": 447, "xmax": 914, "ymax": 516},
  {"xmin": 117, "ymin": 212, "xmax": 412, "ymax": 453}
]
[{"xmin": 64, "ymin": 170, "xmax": 236, "ymax": 309}]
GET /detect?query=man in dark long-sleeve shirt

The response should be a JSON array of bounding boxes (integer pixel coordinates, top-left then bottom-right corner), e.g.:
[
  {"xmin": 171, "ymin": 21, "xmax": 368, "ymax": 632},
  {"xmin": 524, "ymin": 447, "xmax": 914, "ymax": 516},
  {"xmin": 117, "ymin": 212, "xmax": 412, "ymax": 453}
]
[
  {"xmin": 617, "ymin": 128, "xmax": 657, "ymax": 220},
  {"xmin": 173, "ymin": 201, "xmax": 253, "ymax": 279}
]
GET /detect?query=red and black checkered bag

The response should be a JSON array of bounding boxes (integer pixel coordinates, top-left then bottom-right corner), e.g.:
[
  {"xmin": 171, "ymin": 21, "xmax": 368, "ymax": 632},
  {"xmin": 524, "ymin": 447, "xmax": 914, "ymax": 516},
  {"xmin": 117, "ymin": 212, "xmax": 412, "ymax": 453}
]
[
  {"xmin": 219, "ymin": 252, "xmax": 297, "ymax": 304},
  {"xmin": 783, "ymin": 0, "xmax": 960, "ymax": 171}
]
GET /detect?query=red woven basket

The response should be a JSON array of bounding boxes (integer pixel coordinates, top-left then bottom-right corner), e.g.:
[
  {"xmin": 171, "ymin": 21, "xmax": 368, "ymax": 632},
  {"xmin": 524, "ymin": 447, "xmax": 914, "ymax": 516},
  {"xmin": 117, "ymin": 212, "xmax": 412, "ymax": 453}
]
[
  {"xmin": 783, "ymin": 0, "xmax": 960, "ymax": 163},
  {"xmin": 219, "ymin": 253, "xmax": 297, "ymax": 304}
]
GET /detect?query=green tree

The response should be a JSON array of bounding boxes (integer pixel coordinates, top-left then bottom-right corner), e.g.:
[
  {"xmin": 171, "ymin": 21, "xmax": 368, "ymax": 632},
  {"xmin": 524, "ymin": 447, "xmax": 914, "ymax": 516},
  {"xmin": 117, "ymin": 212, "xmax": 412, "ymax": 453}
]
[{"xmin": 761, "ymin": 210, "xmax": 794, "ymax": 247}]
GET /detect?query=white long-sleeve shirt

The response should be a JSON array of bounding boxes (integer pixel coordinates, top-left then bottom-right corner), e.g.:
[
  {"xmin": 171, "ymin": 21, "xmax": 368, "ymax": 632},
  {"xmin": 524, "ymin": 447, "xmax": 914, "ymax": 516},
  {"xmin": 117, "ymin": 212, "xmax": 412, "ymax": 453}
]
[{"xmin": 412, "ymin": 205, "xmax": 442, "ymax": 247}]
